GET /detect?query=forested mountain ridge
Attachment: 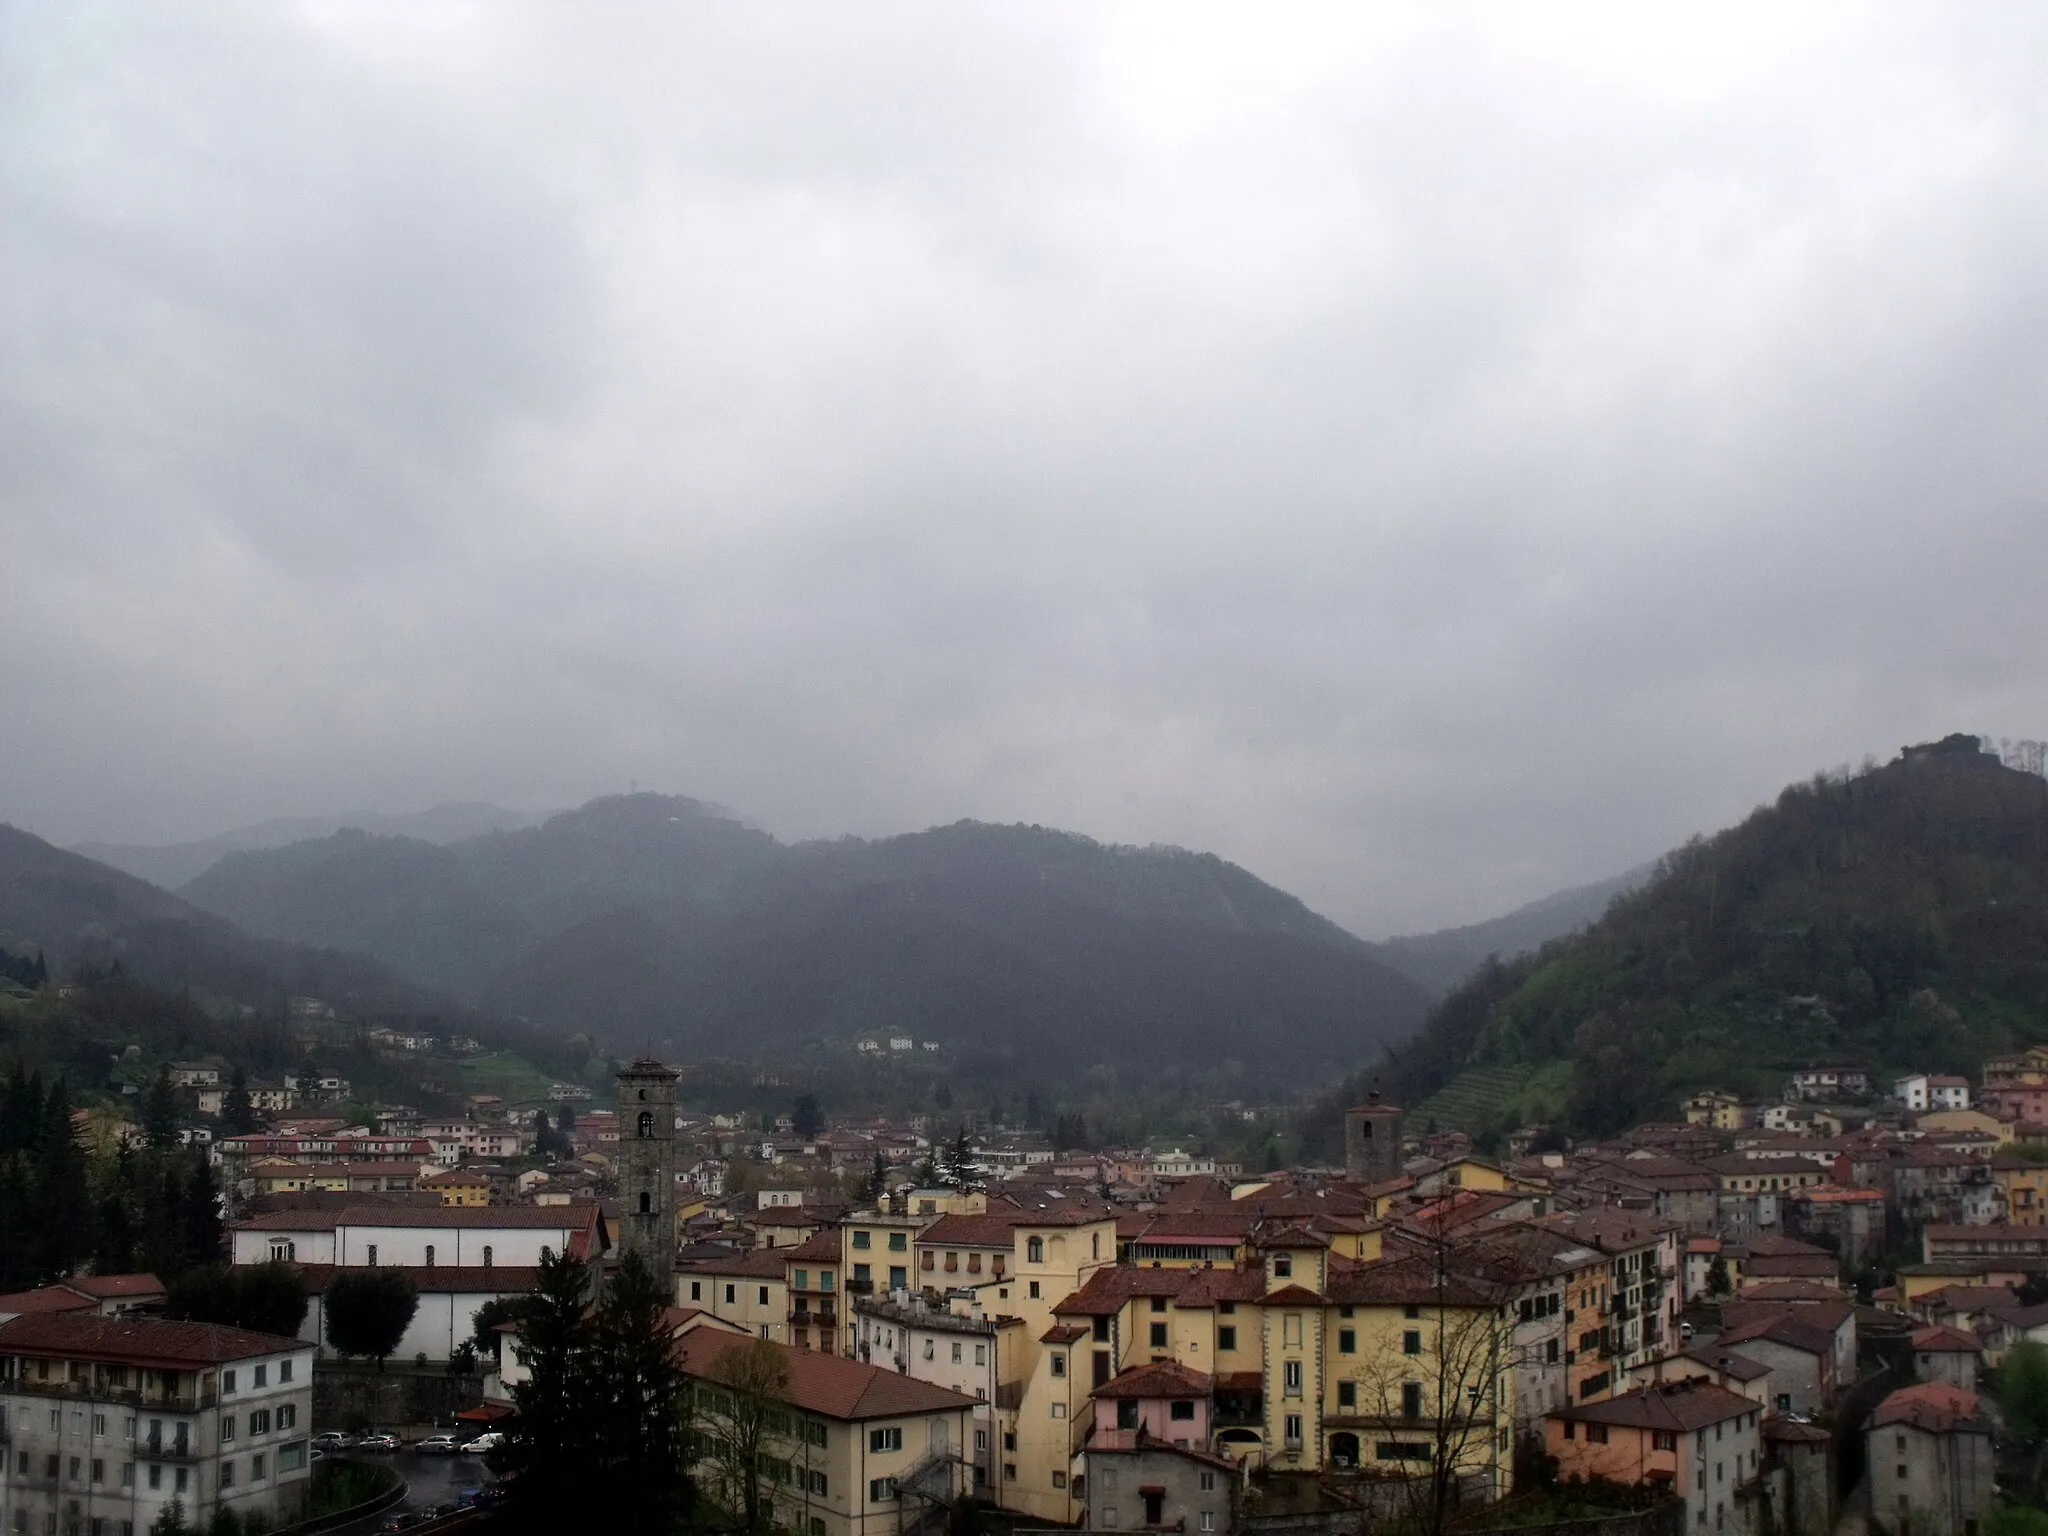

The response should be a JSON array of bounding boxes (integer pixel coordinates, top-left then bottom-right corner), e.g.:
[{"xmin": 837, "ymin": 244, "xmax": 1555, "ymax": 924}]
[
  {"xmin": 176, "ymin": 796, "xmax": 1432, "ymax": 1082},
  {"xmin": 0, "ymin": 823, "xmax": 449, "ymax": 1015},
  {"xmin": 75, "ymin": 801, "xmax": 550, "ymax": 890},
  {"xmin": 1380, "ymin": 735, "xmax": 2048, "ymax": 1139}
]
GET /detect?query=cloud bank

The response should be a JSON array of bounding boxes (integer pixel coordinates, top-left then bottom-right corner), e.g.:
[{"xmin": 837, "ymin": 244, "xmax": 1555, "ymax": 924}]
[{"xmin": 4, "ymin": 3, "xmax": 2046, "ymax": 934}]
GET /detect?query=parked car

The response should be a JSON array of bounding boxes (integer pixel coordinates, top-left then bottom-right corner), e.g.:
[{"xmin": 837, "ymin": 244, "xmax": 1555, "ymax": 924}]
[
  {"xmin": 359, "ymin": 1433, "xmax": 400, "ymax": 1452},
  {"xmin": 470, "ymin": 1486, "xmax": 506, "ymax": 1509},
  {"xmin": 379, "ymin": 1516, "xmax": 423, "ymax": 1533},
  {"xmin": 459, "ymin": 1432, "xmax": 503, "ymax": 1454},
  {"xmin": 311, "ymin": 1431, "xmax": 357, "ymax": 1451},
  {"xmin": 415, "ymin": 1435, "xmax": 461, "ymax": 1454}
]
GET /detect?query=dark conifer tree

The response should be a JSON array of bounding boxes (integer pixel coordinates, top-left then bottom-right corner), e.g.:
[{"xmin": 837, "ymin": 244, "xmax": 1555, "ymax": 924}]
[
  {"xmin": 180, "ymin": 1154, "xmax": 224, "ymax": 1272},
  {"xmin": 142, "ymin": 1069, "xmax": 181, "ymax": 1149},
  {"xmin": 37, "ymin": 1079, "xmax": 94, "ymax": 1278},
  {"xmin": 96, "ymin": 1142, "xmax": 139, "ymax": 1274},
  {"xmin": 0, "ymin": 1155, "xmax": 32, "ymax": 1290},
  {"xmin": 492, "ymin": 1246, "xmax": 597, "ymax": 1527},
  {"xmin": 595, "ymin": 1250, "xmax": 693, "ymax": 1535},
  {"xmin": 221, "ymin": 1068, "xmax": 255, "ymax": 1135}
]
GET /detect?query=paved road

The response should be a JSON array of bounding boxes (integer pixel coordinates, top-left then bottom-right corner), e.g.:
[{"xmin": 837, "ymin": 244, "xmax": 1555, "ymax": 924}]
[{"xmin": 384, "ymin": 1449, "xmax": 499, "ymax": 1513}]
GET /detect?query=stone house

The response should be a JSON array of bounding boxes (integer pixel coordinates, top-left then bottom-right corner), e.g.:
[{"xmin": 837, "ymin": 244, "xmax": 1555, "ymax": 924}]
[
  {"xmin": 1866, "ymin": 1384, "xmax": 1993, "ymax": 1536},
  {"xmin": 1546, "ymin": 1380, "xmax": 1763, "ymax": 1536},
  {"xmin": 1084, "ymin": 1432, "xmax": 1238, "ymax": 1534},
  {"xmin": 1711, "ymin": 1312, "xmax": 1839, "ymax": 1417},
  {"xmin": 1909, "ymin": 1326, "xmax": 1981, "ymax": 1392}
]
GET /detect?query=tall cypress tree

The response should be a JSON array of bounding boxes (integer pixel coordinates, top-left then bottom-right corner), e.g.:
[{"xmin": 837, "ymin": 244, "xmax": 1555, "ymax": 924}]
[
  {"xmin": 142, "ymin": 1070, "xmax": 181, "ymax": 1149},
  {"xmin": 179, "ymin": 1154, "xmax": 224, "ymax": 1274},
  {"xmin": 38, "ymin": 1080, "xmax": 94, "ymax": 1279},
  {"xmin": 96, "ymin": 1141, "xmax": 139, "ymax": 1274},
  {"xmin": 0, "ymin": 1155, "xmax": 32, "ymax": 1290},
  {"xmin": 221, "ymin": 1068, "xmax": 255, "ymax": 1135}
]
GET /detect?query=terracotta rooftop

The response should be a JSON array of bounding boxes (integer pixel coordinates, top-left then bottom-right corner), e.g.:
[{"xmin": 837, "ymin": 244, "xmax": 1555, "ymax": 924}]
[
  {"xmin": 1550, "ymin": 1380, "xmax": 1755, "ymax": 1431},
  {"xmin": 62, "ymin": 1274, "xmax": 165, "ymax": 1299},
  {"xmin": 1326, "ymin": 1255, "xmax": 1511, "ymax": 1308},
  {"xmin": 1910, "ymin": 1325, "xmax": 1983, "ymax": 1354},
  {"xmin": 680, "ymin": 1247, "xmax": 790, "ymax": 1279},
  {"xmin": 673, "ymin": 1329, "xmax": 975, "ymax": 1420},
  {"xmin": 917, "ymin": 1214, "xmax": 1025, "ymax": 1248},
  {"xmin": 1535, "ymin": 1208, "xmax": 1678, "ymax": 1254},
  {"xmin": 0, "ymin": 1287, "xmax": 98, "ymax": 1317},
  {"xmin": 1716, "ymin": 1312, "xmax": 1840, "ymax": 1357},
  {"xmin": 1871, "ymin": 1382, "xmax": 1985, "ymax": 1435},
  {"xmin": 785, "ymin": 1230, "xmax": 844, "ymax": 1263},
  {"xmin": 0, "ymin": 1313, "xmax": 305, "ymax": 1368},
  {"xmin": 1739, "ymin": 1281, "xmax": 1844, "ymax": 1302},
  {"xmin": 1091, "ymin": 1361, "xmax": 1214, "ymax": 1400},
  {"xmin": 1680, "ymin": 1345, "xmax": 1770, "ymax": 1383}
]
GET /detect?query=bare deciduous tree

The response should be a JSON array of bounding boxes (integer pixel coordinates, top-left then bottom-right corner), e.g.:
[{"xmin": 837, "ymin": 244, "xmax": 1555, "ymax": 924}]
[{"xmin": 1343, "ymin": 1242, "xmax": 1516, "ymax": 1536}]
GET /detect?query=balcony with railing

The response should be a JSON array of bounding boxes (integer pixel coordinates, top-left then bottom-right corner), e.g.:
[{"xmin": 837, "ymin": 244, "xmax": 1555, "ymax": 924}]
[{"xmin": 3, "ymin": 1376, "xmax": 213, "ymax": 1412}]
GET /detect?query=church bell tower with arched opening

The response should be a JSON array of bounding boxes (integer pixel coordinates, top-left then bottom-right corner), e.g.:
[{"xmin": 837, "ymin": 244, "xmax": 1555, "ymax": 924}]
[{"xmin": 616, "ymin": 1057, "xmax": 680, "ymax": 1281}]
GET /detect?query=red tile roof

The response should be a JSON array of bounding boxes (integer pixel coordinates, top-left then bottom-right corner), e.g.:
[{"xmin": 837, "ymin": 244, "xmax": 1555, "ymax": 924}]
[
  {"xmin": 1910, "ymin": 1325, "xmax": 1983, "ymax": 1354},
  {"xmin": 785, "ymin": 1231, "xmax": 844, "ymax": 1263},
  {"xmin": 672, "ymin": 1330, "xmax": 975, "ymax": 1420},
  {"xmin": 1092, "ymin": 1361, "xmax": 1214, "ymax": 1400},
  {"xmin": 1716, "ymin": 1312, "xmax": 1839, "ymax": 1357},
  {"xmin": 1549, "ymin": 1380, "xmax": 1755, "ymax": 1431},
  {"xmin": 1740, "ymin": 1281, "xmax": 1844, "ymax": 1302},
  {"xmin": 680, "ymin": 1248, "xmax": 790, "ymax": 1279},
  {"xmin": 1871, "ymin": 1383, "xmax": 1985, "ymax": 1434},
  {"xmin": 0, "ymin": 1313, "xmax": 305, "ymax": 1368},
  {"xmin": 63, "ymin": 1274, "xmax": 165, "ymax": 1299},
  {"xmin": 0, "ymin": 1287, "xmax": 97, "ymax": 1317},
  {"xmin": 917, "ymin": 1214, "xmax": 1024, "ymax": 1248}
]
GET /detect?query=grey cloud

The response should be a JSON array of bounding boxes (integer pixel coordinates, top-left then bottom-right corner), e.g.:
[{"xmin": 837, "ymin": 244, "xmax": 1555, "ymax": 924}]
[{"xmin": 3, "ymin": 4, "xmax": 2047, "ymax": 936}]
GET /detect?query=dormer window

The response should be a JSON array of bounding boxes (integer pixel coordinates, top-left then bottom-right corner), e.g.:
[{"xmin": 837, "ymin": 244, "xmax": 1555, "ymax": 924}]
[{"xmin": 1274, "ymin": 1256, "xmax": 1293, "ymax": 1278}]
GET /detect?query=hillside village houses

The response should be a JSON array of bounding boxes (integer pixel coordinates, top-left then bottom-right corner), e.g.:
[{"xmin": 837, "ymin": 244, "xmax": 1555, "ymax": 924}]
[{"xmin": 166, "ymin": 1044, "xmax": 2048, "ymax": 1536}]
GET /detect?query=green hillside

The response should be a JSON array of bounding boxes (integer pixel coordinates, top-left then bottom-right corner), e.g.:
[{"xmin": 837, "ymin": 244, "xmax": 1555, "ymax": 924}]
[
  {"xmin": 1383, "ymin": 735, "xmax": 2048, "ymax": 1139},
  {"xmin": 1412, "ymin": 1061, "xmax": 1573, "ymax": 1136}
]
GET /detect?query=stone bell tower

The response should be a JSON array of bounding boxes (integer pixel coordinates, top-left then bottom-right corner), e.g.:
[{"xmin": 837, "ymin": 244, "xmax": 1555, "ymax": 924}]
[
  {"xmin": 1345, "ymin": 1090, "xmax": 1404, "ymax": 1184},
  {"xmin": 616, "ymin": 1057, "xmax": 681, "ymax": 1279}
]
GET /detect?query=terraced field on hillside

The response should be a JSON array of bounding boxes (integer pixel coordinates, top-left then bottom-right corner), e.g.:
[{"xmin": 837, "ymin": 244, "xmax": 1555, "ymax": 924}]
[{"xmin": 1411, "ymin": 1060, "xmax": 1574, "ymax": 1137}]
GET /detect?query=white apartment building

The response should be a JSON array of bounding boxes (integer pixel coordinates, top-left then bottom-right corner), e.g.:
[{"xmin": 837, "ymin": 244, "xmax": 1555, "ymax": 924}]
[
  {"xmin": 1896, "ymin": 1076, "xmax": 1972, "ymax": 1113},
  {"xmin": 229, "ymin": 1204, "xmax": 604, "ymax": 1270},
  {"xmin": 0, "ymin": 1315, "xmax": 313, "ymax": 1536}
]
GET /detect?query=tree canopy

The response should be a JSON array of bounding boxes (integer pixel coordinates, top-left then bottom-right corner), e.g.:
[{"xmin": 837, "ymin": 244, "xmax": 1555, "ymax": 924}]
[{"xmin": 324, "ymin": 1269, "xmax": 418, "ymax": 1369}]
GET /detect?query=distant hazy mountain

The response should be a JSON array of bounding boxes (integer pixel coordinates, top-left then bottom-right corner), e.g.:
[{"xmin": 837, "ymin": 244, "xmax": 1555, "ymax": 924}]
[
  {"xmin": 1376, "ymin": 867, "xmax": 1653, "ymax": 996},
  {"xmin": 74, "ymin": 802, "xmax": 553, "ymax": 890},
  {"xmin": 178, "ymin": 795, "xmax": 1432, "ymax": 1082},
  {"xmin": 0, "ymin": 824, "xmax": 449, "ymax": 1013}
]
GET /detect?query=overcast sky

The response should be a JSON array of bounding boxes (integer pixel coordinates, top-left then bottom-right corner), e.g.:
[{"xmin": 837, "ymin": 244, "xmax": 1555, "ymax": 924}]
[{"xmin": 4, "ymin": 4, "xmax": 2046, "ymax": 937}]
